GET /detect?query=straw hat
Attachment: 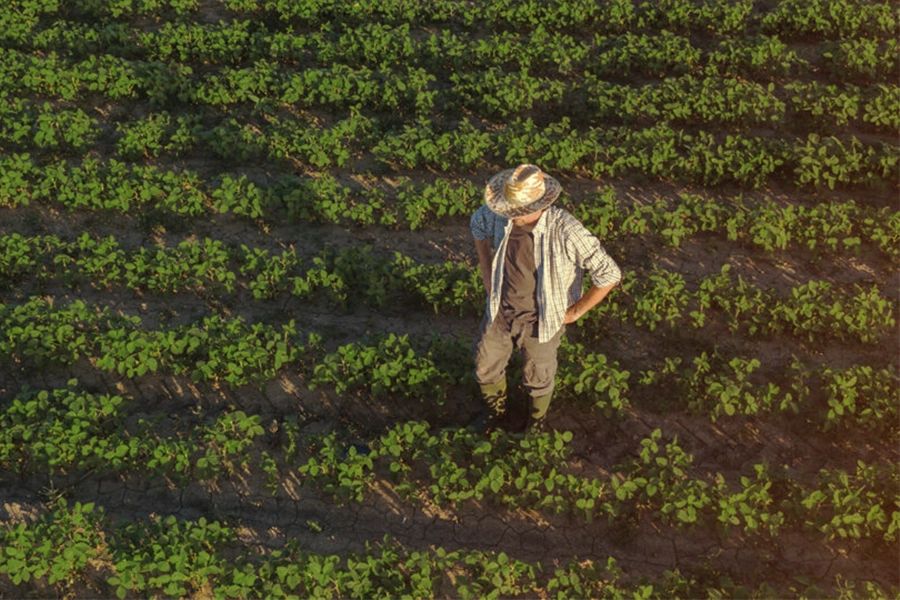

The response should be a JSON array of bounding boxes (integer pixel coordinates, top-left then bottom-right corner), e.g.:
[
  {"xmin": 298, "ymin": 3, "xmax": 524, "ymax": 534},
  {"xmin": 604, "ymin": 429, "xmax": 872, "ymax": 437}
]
[{"xmin": 484, "ymin": 164, "xmax": 561, "ymax": 218}]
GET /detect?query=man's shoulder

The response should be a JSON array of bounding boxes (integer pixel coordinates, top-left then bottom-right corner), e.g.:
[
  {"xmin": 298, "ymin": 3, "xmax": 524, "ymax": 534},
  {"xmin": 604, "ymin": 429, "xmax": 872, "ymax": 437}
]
[
  {"xmin": 471, "ymin": 204, "xmax": 507, "ymax": 238},
  {"xmin": 472, "ymin": 204, "xmax": 495, "ymax": 219},
  {"xmin": 545, "ymin": 205, "xmax": 574, "ymax": 220},
  {"xmin": 544, "ymin": 206, "xmax": 585, "ymax": 231},
  {"xmin": 472, "ymin": 205, "xmax": 509, "ymax": 225}
]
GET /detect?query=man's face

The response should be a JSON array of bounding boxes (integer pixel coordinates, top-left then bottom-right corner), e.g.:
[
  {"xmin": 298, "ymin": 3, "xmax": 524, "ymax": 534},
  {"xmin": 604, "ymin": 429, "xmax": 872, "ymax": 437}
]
[{"xmin": 512, "ymin": 209, "xmax": 543, "ymax": 227}]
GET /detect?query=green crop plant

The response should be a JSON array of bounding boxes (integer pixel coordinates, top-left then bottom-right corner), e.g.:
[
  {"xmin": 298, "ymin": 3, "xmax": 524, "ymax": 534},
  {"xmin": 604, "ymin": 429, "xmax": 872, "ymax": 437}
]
[
  {"xmin": 140, "ymin": 20, "xmax": 261, "ymax": 64},
  {"xmin": 574, "ymin": 189, "xmax": 891, "ymax": 259},
  {"xmin": 617, "ymin": 429, "xmax": 713, "ymax": 527},
  {"xmin": 705, "ymin": 34, "xmax": 806, "ymax": 79},
  {"xmin": 0, "ymin": 297, "xmax": 105, "ymax": 366},
  {"xmin": 114, "ymin": 112, "xmax": 203, "ymax": 159},
  {"xmin": 206, "ymin": 117, "xmax": 265, "ymax": 163},
  {"xmin": 451, "ymin": 67, "xmax": 568, "ymax": 119},
  {"xmin": 0, "ymin": 381, "xmax": 281, "ymax": 484},
  {"xmin": 682, "ymin": 353, "xmax": 795, "ymax": 421},
  {"xmin": 0, "ymin": 499, "xmax": 108, "ymax": 597},
  {"xmin": 0, "ymin": 232, "xmax": 57, "ymax": 288},
  {"xmin": 109, "ymin": 515, "xmax": 236, "ymax": 599},
  {"xmin": 121, "ymin": 238, "xmax": 236, "ymax": 294},
  {"xmin": 557, "ymin": 341, "xmax": 631, "ymax": 417},
  {"xmin": 620, "ymin": 267, "xmax": 689, "ymax": 330},
  {"xmin": 771, "ymin": 280, "xmax": 896, "ymax": 343},
  {"xmin": 115, "ymin": 111, "xmax": 177, "ymax": 158},
  {"xmin": 862, "ymin": 84, "xmax": 900, "ymax": 131},
  {"xmin": 547, "ymin": 556, "xmax": 656, "ymax": 600},
  {"xmin": 394, "ymin": 178, "xmax": 481, "ymax": 230},
  {"xmin": 798, "ymin": 461, "xmax": 899, "ymax": 544},
  {"xmin": 323, "ymin": 245, "xmax": 400, "ymax": 308},
  {"xmin": 297, "ymin": 422, "xmax": 616, "ymax": 522},
  {"xmin": 240, "ymin": 244, "xmax": 300, "ymax": 299},
  {"xmin": 392, "ymin": 253, "xmax": 482, "ymax": 315},
  {"xmin": 0, "ymin": 297, "xmax": 307, "ymax": 387},
  {"xmin": 3, "ymin": 156, "xmax": 208, "ymax": 214},
  {"xmin": 298, "ymin": 432, "xmax": 375, "ymax": 504},
  {"xmin": 785, "ymin": 81, "xmax": 862, "ymax": 129},
  {"xmin": 194, "ymin": 61, "xmax": 279, "ymax": 106},
  {"xmin": 141, "ymin": 433, "xmax": 193, "ymax": 482},
  {"xmin": 309, "ymin": 333, "xmax": 455, "ymax": 401},
  {"xmin": 0, "ymin": 380, "xmax": 133, "ymax": 474},
  {"xmin": 189, "ymin": 316, "xmax": 303, "ymax": 387},
  {"xmin": 698, "ymin": 265, "xmax": 770, "ymax": 335},
  {"xmin": 761, "ymin": 0, "xmax": 897, "ymax": 39},
  {"xmin": 587, "ymin": 75, "xmax": 785, "ymax": 129},
  {"xmin": 793, "ymin": 134, "xmax": 885, "ymax": 189},
  {"xmin": 196, "ymin": 410, "xmax": 265, "ymax": 478},
  {"xmin": 714, "ymin": 463, "xmax": 786, "ymax": 539},
  {"xmin": 819, "ymin": 364, "xmax": 899, "ymax": 435},
  {"xmin": 457, "ymin": 552, "xmax": 538, "ymax": 599},
  {"xmin": 592, "ymin": 31, "xmax": 701, "ymax": 77},
  {"xmin": 821, "ymin": 37, "xmax": 899, "ymax": 83}
]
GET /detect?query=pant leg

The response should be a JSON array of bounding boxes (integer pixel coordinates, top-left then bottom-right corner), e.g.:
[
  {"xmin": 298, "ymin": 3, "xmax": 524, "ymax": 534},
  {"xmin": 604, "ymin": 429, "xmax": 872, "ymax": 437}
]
[
  {"xmin": 518, "ymin": 323, "xmax": 564, "ymax": 398},
  {"xmin": 473, "ymin": 312, "xmax": 514, "ymax": 386}
]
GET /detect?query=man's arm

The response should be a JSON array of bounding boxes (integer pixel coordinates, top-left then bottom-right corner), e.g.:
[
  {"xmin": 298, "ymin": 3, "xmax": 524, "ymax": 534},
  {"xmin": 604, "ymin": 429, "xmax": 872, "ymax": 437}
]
[
  {"xmin": 474, "ymin": 237, "xmax": 494, "ymax": 295},
  {"xmin": 558, "ymin": 212, "xmax": 621, "ymax": 324},
  {"xmin": 564, "ymin": 281, "xmax": 617, "ymax": 324}
]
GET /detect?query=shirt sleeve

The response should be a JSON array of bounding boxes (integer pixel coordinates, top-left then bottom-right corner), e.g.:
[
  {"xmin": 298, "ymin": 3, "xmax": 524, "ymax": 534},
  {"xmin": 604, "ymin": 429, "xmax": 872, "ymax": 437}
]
[
  {"xmin": 470, "ymin": 205, "xmax": 495, "ymax": 241},
  {"xmin": 563, "ymin": 215, "xmax": 622, "ymax": 288}
]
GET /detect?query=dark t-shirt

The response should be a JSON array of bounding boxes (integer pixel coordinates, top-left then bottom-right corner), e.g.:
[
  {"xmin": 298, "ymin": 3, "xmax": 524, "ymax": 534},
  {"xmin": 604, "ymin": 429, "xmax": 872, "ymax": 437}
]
[{"xmin": 501, "ymin": 221, "xmax": 538, "ymax": 325}]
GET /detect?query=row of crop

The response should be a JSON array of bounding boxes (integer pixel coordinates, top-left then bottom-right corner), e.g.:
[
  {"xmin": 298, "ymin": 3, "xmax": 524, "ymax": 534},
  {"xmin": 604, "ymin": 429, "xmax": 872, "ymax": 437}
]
[
  {"xmin": 3, "ymin": 152, "xmax": 896, "ymax": 254},
  {"xmin": 8, "ymin": 0, "xmax": 897, "ymax": 43},
  {"xmin": 370, "ymin": 118, "xmax": 898, "ymax": 189},
  {"xmin": 573, "ymin": 189, "xmax": 899, "ymax": 259},
  {"xmin": 262, "ymin": 0, "xmax": 899, "ymax": 41},
  {"xmin": 0, "ymin": 295, "xmax": 895, "ymax": 435},
  {"xmin": 2, "ymin": 232, "xmax": 896, "ymax": 347},
  {"xmin": 0, "ymin": 154, "xmax": 267, "ymax": 216},
  {"xmin": 300, "ymin": 422, "xmax": 899, "ymax": 548},
  {"xmin": 0, "ymin": 233, "xmax": 483, "ymax": 312},
  {"xmin": 0, "ymin": 153, "xmax": 482, "ymax": 228},
  {"xmin": 4, "ymin": 110, "xmax": 895, "ymax": 191},
  {"xmin": 206, "ymin": 115, "xmax": 900, "ymax": 189},
  {"xmin": 297, "ymin": 425, "xmax": 899, "ymax": 557},
  {"xmin": 0, "ymin": 98, "xmax": 99, "ymax": 152},
  {"xmin": 599, "ymin": 263, "xmax": 896, "ymax": 345},
  {"xmin": 2, "ymin": 232, "xmax": 896, "ymax": 345},
  {"xmin": 585, "ymin": 77, "xmax": 899, "ymax": 132},
  {"xmin": 3, "ymin": 498, "xmax": 854, "ymax": 600},
  {"xmin": 561, "ymin": 343, "xmax": 899, "ymax": 436},
  {"xmin": 4, "ymin": 71, "xmax": 898, "ymax": 145},
  {"xmin": 0, "ymin": 296, "xmax": 470, "ymax": 397},
  {"xmin": 2, "ymin": 379, "xmax": 895, "ymax": 552},
  {"xmin": 0, "ymin": 382, "xmax": 269, "ymax": 484},
  {"xmin": 0, "ymin": 298, "xmax": 307, "ymax": 385},
  {"xmin": 557, "ymin": 340, "xmax": 899, "ymax": 436}
]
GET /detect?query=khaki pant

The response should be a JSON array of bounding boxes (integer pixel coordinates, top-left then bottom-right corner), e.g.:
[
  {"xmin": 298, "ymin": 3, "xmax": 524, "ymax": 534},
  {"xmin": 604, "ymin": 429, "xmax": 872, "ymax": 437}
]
[{"xmin": 473, "ymin": 310, "xmax": 564, "ymax": 399}]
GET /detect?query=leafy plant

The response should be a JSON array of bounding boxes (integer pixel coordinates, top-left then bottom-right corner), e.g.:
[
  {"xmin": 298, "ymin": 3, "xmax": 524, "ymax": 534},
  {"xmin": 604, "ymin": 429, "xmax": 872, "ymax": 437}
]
[
  {"xmin": 0, "ymin": 499, "xmax": 108, "ymax": 597},
  {"xmin": 309, "ymin": 333, "xmax": 455, "ymax": 401}
]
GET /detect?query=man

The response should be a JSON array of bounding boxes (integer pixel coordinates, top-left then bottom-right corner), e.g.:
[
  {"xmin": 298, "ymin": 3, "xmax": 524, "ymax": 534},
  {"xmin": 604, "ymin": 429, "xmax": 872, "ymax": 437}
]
[{"xmin": 470, "ymin": 164, "xmax": 621, "ymax": 433}]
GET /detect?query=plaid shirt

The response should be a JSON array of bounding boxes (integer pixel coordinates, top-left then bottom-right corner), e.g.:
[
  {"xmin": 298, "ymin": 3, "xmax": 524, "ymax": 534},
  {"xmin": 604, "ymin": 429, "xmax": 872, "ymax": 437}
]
[{"xmin": 471, "ymin": 205, "xmax": 622, "ymax": 343}]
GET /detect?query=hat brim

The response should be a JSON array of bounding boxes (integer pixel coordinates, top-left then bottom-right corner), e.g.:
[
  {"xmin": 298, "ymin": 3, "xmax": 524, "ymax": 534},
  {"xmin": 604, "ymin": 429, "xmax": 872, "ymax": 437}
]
[{"xmin": 484, "ymin": 169, "xmax": 562, "ymax": 218}]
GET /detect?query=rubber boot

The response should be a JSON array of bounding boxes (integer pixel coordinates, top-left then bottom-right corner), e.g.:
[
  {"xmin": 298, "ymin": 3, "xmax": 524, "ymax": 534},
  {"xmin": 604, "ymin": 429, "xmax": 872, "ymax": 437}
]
[
  {"xmin": 469, "ymin": 380, "xmax": 507, "ymax": 434},
  {"xmin": 527, "ymin": 393, "xmax": 553, "ymax": 433}
]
